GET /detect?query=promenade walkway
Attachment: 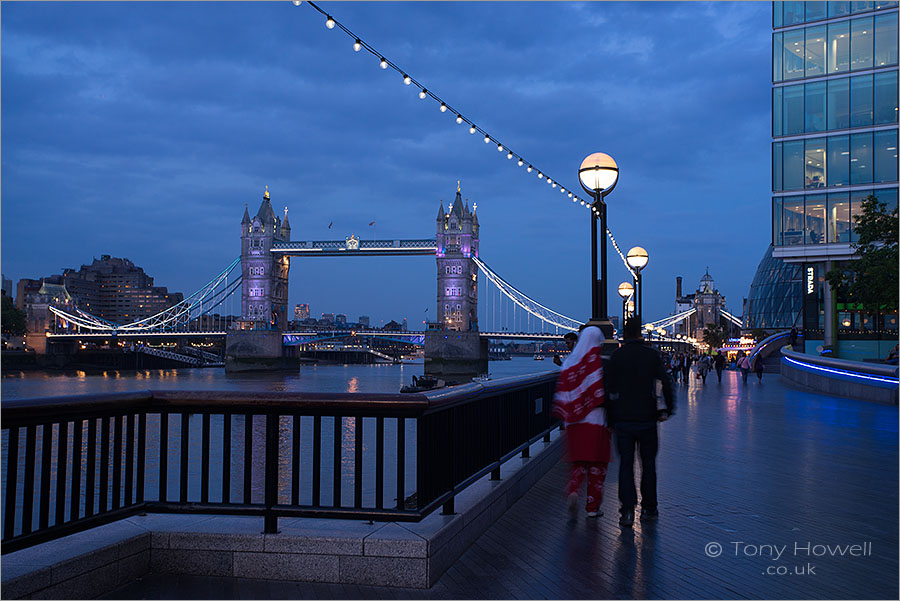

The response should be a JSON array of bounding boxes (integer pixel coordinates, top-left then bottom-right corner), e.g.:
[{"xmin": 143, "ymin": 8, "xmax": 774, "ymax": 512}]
[{"xmin": 106, "ymin": 369, "xmax": 898, "ymax": 599}]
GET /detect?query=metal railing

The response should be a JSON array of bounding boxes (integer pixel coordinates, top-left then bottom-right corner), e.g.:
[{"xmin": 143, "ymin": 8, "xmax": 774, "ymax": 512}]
[{"xmin": 1, "ymin": 372, "xmax": 559, "ymax": 553}]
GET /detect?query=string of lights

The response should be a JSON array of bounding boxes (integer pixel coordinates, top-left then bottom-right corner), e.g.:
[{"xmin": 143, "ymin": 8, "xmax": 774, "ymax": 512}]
[{"xmin": 293, "ymin": 1, "xmax": 636, "ymax": 277}]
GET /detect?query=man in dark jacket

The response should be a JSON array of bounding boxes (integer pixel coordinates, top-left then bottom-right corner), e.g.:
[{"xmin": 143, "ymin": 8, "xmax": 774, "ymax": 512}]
[{"xmin": 605, "ymin": 318, "xmax": 675, "ymax": 528}]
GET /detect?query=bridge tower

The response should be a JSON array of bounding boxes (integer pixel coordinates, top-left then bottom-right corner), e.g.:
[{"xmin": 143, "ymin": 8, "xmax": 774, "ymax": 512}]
[
  {"xmin": 435, "ymin": 184, "xmax": 479, "ymax": 331},
  {"xmin": 425, "ymin": 183, "xmax": 488, "ymax": 379},
  {"xmin": 226, "ymin": 187, "xmax": 294, "ymax": 372},
  {"xmin": 240, "ymin": 187, "xmax": 291, "ymax": 330}
]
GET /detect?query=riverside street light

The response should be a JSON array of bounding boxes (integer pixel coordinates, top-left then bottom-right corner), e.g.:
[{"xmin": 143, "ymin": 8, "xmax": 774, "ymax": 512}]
[
  {"xmin": 578, "ymin": 152, "xmax": 619, "ymax": 340},
  {"xmin": 626, "ymin": 246, "xmax": 649, "ymax": 328},
  {"xmin": 617, "ymin": 281, "xmax": 634, "ymax": 329}
]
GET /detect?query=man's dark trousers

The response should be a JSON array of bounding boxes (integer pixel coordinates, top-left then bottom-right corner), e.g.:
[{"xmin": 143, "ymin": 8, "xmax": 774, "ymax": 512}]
[{"xmin": 614, "ymin": 421, "xmax": 658, "ymax": 512}]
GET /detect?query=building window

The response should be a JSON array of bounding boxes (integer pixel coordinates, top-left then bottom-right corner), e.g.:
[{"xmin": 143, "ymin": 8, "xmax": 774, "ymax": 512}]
[
  {"xmin": 783, "ymin": 84, "xmax": 804, "ymax": 134},
  {"xmin": 783, "ymin": 28, "xmax": 806, "ymax": 80},
  {"xmin": 804, "ymin": 138, "xmax": 826, "ymax": 188},
  {"xmin": 827, "ymin": 135, "xmax": 851, "ymax": 185},
  {"xmin": 773, "ymin": 143, "xmax": 783, "ymax": 191},
  {"xmin": 805, "ymin": 25, "xmax": 827, "ymax": 76},
  {"xmin": 874, "ymin": 71, "xmax": 899, "ymax": 123},
  {"xmin": 850, "ymin": 17, "xmax": 875, "ymax": 70},
  {"xmin": 783, "ymin": 196, "xmax": 805, "ymax": 245},
  {"xmin": 827, "ymin": 193, "xmax": 851, "ymax": 242},
  {"xmin": 773, "ymin": 197, "xmax": 784, "ymax": 245},
  {"xmin": 828, "ymin": 21, "xmax": 851, "ymax": 73},
  {"xmin": 805, "ymin": 81, "xmax": 827, "ymax": 132},
  {"xmin": 805, "ymin": 194, "xmax": 827, "ymax": 243},
  {"xmin": 875, "ymin": 13, "xmax": 899, "ymax": 65},
  {"xmin": 850, "ymin": 132, "xmax": 873, "ymax": 183},
  {"xmin": 783, "ymin": 140, "xmax": 805, "ymax": 190},
  {"xmin": 850, "ymin": 74, "xmax": 874, "ymax": 127},
  {"xmin": 827, "ymin": 77, "xmax": 851, "ymax": 129},
  {"xmin": 874, "ymin": 129, "xmax": 899, "ymax": 181}
]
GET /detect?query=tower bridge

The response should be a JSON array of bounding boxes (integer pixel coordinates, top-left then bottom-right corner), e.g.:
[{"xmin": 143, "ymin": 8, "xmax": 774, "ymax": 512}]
[{"xmin": 47, "ymin": 184, "xmax": 717, "ymax": 375}]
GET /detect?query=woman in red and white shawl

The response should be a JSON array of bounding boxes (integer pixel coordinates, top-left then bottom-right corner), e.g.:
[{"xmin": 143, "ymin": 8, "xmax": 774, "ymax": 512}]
[{"xmin": 552, "ymin": 325, "xmax": 612, "ymax": 517}]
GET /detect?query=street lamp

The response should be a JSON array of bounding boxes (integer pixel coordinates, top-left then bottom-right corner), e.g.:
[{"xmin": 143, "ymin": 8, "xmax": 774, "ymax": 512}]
[
  {"xmin": 617, "ymin": 281, "xmax": 634, "ymax": 329},
  {"xmin": 578, "ymin": 153, "xmax": 619, "ymax": 340},
  {"xmin": 626, "ymin": 246, "xmax": 649, "ymax": 327}
]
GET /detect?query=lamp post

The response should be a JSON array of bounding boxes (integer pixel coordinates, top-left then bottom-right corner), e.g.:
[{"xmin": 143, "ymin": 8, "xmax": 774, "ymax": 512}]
[
  {"xmin": 578, "ymin": 153, "xmax": 619, "ymax": 341},
  {"xmin": 626, "ymin": 246, "xmax": 649, "ymax": 327},
  {"xmin": 617, "ymin": 281, "xmax": 634, "ymax": 331}
]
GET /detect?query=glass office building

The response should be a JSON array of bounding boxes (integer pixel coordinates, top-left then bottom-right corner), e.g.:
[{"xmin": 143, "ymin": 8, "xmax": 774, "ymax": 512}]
[{"xmin": 770, "ymin": 1, "xmax": 898, "ymax": 360}]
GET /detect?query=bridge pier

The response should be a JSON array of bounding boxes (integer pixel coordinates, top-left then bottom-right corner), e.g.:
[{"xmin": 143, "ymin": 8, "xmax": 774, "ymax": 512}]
[
  {"xmin": 225, "ymin": 330, "xmax": 296, "ymax": 373},
  {"xmin": 424, "ymin": 330, "xmax": 488, "ymax": 381}
]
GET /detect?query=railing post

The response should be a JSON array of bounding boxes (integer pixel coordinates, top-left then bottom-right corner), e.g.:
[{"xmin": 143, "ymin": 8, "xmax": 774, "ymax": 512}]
[{"xmin": 264, "ymin": 413, "xmax": 279, "ymax": 534}]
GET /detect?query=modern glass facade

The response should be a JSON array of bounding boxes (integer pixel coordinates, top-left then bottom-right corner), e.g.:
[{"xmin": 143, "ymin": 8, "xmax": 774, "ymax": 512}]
[
  {"xmin": 744, "ymin": 245, "xmax": 804, "ymax": 329},
  {"xmin": 767, "ymin": 1, "xmax": 898, "ymax": 358}
]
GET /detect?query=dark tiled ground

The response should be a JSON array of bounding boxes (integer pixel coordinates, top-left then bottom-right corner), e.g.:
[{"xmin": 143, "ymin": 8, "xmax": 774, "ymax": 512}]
[{"xmin": 106, "ymin": 371, "xmax": 899, "ymax": 599}]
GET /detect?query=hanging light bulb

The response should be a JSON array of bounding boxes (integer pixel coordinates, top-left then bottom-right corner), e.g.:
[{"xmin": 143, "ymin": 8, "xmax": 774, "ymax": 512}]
[
  {"xmin": 517, "ymin": 158, "xmax": 523, "ymax": 166},
  {"xmin": 440, "ymin": 103, "xmax": 447, "ymax": 112},
  {"xmin": 568, "ymin": 192, "xmax": 573, "ymax": 198},
  {"xmin": 527, "ymin": 165, "xmax": 533, "ymax": 173},
  {"xmin": 456, "ymin": 115, "xmax": 463, "ymax": 124},
  {"xmin": 325, "ymin": 16, "xmax": 335, "ymax": 29},
  {"xmin": 552, "ymin": 182, "xmax": 557, "ymax": 188},
  {"xmin": 537, "ymin": 172, "xmax": 543, "ymax": 179},
  {"xmin": 580, "ymin": 200, "xmax": 586, "ymax": 206},
  {"xmin": 547, "ymin": 178, "xmax": 552, "ymax": 184},
  {"xmin": 353, "ymin": 39, "xmax": 362, "ymax": 52},
  {"xmin": 419, "ymin": 89, "xmax": 427, "ymax": 99},
  {"xmin": 572, "ymin": 196, "xmax": 577, "ymax": 202},
  {"xmin": 403, "ymin": 74, "xmax": 411, "ymax": 85},
  {"xmin": 560, "ymin": 187, "xmax": 565, "ymax": 193},
  {"xmin": 507, "ymin": 152, "xmax": 513, "ymax": 160},
  {"xmin": 497, "ymin": 143, "xmax": 503, "ymax": 152},
  {"xmin": 380, "ymin": 58, "xmax": 388, "ymax": 69},
  {"xmin": 292, "ymin": 1, "xmax": 302, "ymax": 6},
  {"xmin": 484, "ymin": 135, "xmax": 491, "ymax": 143},
  {"xmin": 469, "ymin": 125, "xmax": 476, "ymax": 134}
]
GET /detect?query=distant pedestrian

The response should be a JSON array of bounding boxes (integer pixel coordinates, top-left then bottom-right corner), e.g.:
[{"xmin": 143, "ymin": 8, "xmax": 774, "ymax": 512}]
[
  {"xmin": 697, "ymin": 354, "xmax": 711, "ymax": 384},
  {"xmin": 789, "ymin": 326, "xmax": 798, "ymax": 348},
  {"xmin": 552, "ymin": 326, "xmax": 611, "ymax": 519},
  {"xmin": 553, "ymin": 332, "xmax": 578, "ymax": 367},
  {"xmin": 755, "ymin": 358, "xmax": 764, "ymax": 382},
  {"xmin": 714, "ymin": 351, "xmax": 726, "ymax": 383},
  {"xmin": 737, "ymin": 352, "xmax": 752, "ymax": 384},
  {"xmin": 681, "ymin": 353, "xmax": 692, "ymax": 383},
  {"xmin": 605, "ymin": 318, "xmax": 675, "ymax": 528}
]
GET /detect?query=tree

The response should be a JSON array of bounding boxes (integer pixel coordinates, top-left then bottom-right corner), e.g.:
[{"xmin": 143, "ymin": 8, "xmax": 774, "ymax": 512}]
[
  {"xmin": 826, "ymin": 195, "xmax": 898, "ymax": 313},
  {"xmin": 702, "ymin": 323, "xmax": 728, "ymax": 353},
  {"xmin": 1, "ymin": 294, "xmax": 27, "ymax": 337}
]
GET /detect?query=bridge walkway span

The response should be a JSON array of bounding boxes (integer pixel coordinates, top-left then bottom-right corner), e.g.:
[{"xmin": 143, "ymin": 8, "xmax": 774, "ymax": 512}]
[{"xmin": 106, "ymin": 370, "xmax": 898, "ymax": 599}]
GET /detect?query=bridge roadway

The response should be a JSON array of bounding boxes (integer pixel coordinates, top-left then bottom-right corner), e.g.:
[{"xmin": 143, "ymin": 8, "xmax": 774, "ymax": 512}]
[
  {"xmin": 106, "ymin": 369, "xmax": 898, "ymax": 600},
  {"xmin": 47, "ymin": 330, "xmax": 567, "ymax": 341}
]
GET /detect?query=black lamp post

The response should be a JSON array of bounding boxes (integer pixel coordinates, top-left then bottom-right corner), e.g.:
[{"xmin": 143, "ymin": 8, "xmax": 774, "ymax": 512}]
[
  {"xmin": 578, "ymin": 153, "xmax": 619, "ymax": 340},
  {"xmin": 626, "ymin": 246, "xmax": 649, "ymax": 328},
  {"xmin": 617, "ymin": 281, "xmax": 634, "ymax": 333}
]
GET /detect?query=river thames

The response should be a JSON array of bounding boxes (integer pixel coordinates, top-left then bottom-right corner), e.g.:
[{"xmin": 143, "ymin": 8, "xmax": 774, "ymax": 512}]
[{"xmin": 1, "ymin": 357, "xmax": 559, "ymax": 400}]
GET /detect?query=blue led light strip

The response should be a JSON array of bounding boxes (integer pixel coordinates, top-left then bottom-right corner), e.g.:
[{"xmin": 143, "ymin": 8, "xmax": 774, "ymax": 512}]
[{"xmin": 783, "ymin": 356, "xmax": 899, "ymax": 386}]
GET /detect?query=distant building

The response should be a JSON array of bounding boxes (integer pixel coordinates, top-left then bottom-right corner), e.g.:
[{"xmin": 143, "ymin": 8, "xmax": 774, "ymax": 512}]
[
  {"xmin": 1, "ymin": 274, "xmax": 12, "ymax": 300},
  {"xmin": 294, "ymin": 303, "xmax": 310, "ymax": 320},
  {"xmin": 240, "ymin": 189, "xmax": 291, "ymax": 329},
  {"xmin": 358, "ymin": 315, "xmax": 370, "ymax": 327},
  {"xmin": 402, "ymin": 318, "xmax": 408, "ymax": 332},
  {"xmin": 321, "ymin": 313, "xmax": 335, "ymax": 325},
  {"xmin": 17, "ymin": 255, "xmax": 182, "ymax": 326},
  {"xmin": 436, "ymin": 185, "xmax": 479, "ymax": 331},
  {"xmin": 384, "ymin": 320, "xmax": 402, "ymax": 332},
  {"xmin": 673, "ymin": 270, "xmax": 733, "ymax": 340},
  {"xmin": 335, "ymin": 313, "xmax": 347, "ymax": 327}
]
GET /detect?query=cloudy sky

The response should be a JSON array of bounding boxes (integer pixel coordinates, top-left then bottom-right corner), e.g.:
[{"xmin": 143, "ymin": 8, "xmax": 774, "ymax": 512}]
[{"xmin": 2, "ymin": 1, "xmax": 772, "ymax": 330}]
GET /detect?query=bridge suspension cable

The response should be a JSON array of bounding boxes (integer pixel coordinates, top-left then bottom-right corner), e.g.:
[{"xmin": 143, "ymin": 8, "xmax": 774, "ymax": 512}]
[
  {"xmin": 643, "ymin": 307, "xmax": 697, "ymax": 331},
  {"xmin": 720, "ymin": 309, "xmax": 744, "ymax": 328},
  {"xmin": 49, "ymin": 258, "xmax": 242, "ymax": 333},
  {"xmin": 473, "ymin": 257, "xmax": 581, "ymax": 332}
]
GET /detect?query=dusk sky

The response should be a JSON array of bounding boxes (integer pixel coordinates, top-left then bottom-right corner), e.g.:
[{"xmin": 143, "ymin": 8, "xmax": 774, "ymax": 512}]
[{"xmin": 1, "ymin": 1, "xmax": 772, "ymax": 330}]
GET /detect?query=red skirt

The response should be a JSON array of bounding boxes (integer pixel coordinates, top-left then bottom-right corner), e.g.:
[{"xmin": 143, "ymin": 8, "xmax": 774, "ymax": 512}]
[{"xmin": 565, "ymin": 422, "xmax": 612, "ymax": 464}]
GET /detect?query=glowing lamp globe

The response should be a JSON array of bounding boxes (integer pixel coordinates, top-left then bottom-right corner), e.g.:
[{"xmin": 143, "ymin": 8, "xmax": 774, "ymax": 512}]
[
  {"xmin": 617, "ymin": 282, "xmax": 634, "ymax": 299},
  {"xmin": 626, "ymin": 246, "xmax": 649, "ymax": 270},
  {"xmin": 578, "ymin": 153, "xmax": 619, "ymax": 195}
]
